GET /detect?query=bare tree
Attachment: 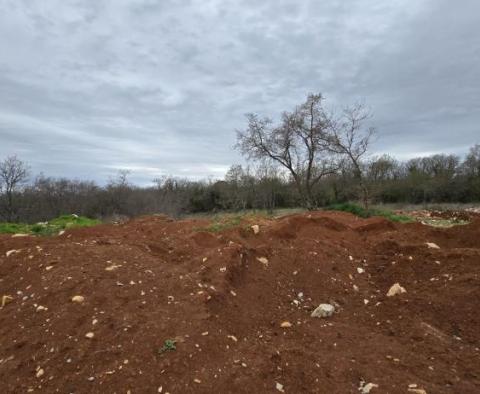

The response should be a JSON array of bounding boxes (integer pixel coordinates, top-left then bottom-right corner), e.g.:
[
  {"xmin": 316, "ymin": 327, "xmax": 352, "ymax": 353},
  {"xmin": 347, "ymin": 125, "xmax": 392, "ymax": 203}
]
[
  {"xmin": 236, "ymin": 93, "xmax": 340, "ymax": 209},
  {"xmin": 0, "ymin": 155, "xmax": 30, "ymax": 221},
  {"xmin": 327, "ymin": 103, "xmax": 375, "ymax": 209}
]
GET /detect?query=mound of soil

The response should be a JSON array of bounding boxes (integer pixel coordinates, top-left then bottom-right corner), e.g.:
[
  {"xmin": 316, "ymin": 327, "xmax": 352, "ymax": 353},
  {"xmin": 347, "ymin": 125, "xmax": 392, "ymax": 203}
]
[{"xmin": 0, "ymin": 211, "xmax": 479, "ymax": 393}]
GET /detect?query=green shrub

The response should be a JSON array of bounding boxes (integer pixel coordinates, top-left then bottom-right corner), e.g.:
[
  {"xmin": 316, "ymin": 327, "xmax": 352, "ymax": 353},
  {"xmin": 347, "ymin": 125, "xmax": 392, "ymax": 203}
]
[{"xmin": 327, "ymin": 202, "xmax": 413, "ymax": 223}]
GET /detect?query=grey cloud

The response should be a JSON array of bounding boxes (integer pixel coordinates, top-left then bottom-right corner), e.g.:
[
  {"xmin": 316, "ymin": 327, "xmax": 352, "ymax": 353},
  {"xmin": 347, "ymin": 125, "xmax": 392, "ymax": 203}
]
[{"xmin": 0, "ymin": 0, "xmax": 478, "ymax": 184}]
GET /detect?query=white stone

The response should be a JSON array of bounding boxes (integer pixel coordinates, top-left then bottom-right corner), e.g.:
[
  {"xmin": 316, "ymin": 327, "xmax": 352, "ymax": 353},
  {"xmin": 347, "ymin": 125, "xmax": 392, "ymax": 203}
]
[
  {"xmin": 71, "ymin": 295, "xmax": 85, "ymax": 303},
  {"xmin": 311, "ymin": 303, "xmax": 335, "ymax": 318},
  {"xmin": 361, "ymin": 382, "xmax": 379, "ymax": 393},
  {"xmin": 426, "ymin": 242, "xmax": 440, "ymax": 249},
  {"xmin": 257, "ymin": 257, "xmax": 269, "ymax": 266},
  {"xmin": 387, "ymin": 283, "xmax": 406, "ymax": 297},
  {"xmin": 251, "ymin": 225, "xmax": 260, "ymax": 234}
]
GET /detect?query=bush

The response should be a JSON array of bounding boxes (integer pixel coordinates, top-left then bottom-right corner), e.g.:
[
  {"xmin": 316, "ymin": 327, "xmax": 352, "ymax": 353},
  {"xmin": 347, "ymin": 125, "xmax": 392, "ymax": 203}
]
[{"xmin": 327, "ymin": 202, "xmax": 413, "ymax": 223}]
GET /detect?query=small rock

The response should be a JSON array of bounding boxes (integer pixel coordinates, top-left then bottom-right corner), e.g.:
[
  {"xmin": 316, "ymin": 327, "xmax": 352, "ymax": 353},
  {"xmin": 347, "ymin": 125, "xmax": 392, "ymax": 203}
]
[
  {"xmin": 251, "ymin": 225, "xmax": 260, "ymax": 234},
  {"xmin": 280, "ymin": 321, "xmax": 292, "ymax": 328},
  {"xmin": 12, "ymin": 233, "xmax": 29, "ymax": 238},
  {"xmin": 426, "ymin": 242, "xmax": 440, "ymax": 249},
  {"xmin": 36, "ymin": 368, "xmax": 44, "ymax": 378},
  {"xmin": 256, "ymin": 257, "xmax": 269, "ymax": 266},
  {"xmin": 1, "ymin": 295, "xmax": 13, "ymax": 307},
  {"xmin": 85, "ymin": 332, "xmax": 95, "ymax": 339},
  {"xmin": 361, "ymin": 382, "xmax": 379, "ymax": 393},
  {"xmin": 311, "ymin": 303, "xmax": 335, "ymax": 318},
  {"xmin": 36, "ymin": 305, "xmax": 47, "ymax": 312},
  {"xmin": 408, "ymin": 389, "xmax": 427, "ymax": 394},
  {"xmin": 6, "ymin": 250, "xmax": 18, "ymax": 257},
  {"xmin": 357, "ymin": 267, "xmax": 365, "ymax": 274},
  {"xmin": 193, "ymin": 378, "xmax": 201, "ymax": 384},
  {"xmin": 276, "ymin": 382, "xmax": 285, "ymax": 392},
  {"xmin": 386, "ymin": 283, "xmax": 407, "ymax": 297},
  {"xmin": 71, "ymin": 295, "xmax": 85, "ymax": 303}
]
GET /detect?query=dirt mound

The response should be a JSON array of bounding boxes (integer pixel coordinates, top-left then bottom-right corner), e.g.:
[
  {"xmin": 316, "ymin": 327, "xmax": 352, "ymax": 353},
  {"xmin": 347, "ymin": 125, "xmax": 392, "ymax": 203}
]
[{"xmin": 0, "ymin": 212, "xmax": 479, "ymax": 393}]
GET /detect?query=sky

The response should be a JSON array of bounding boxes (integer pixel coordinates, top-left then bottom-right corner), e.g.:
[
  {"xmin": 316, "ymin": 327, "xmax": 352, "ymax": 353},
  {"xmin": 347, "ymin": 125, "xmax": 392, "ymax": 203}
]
[{"xmin": 0, "ymin": 0, "xmax": 479, "ymax": 185}]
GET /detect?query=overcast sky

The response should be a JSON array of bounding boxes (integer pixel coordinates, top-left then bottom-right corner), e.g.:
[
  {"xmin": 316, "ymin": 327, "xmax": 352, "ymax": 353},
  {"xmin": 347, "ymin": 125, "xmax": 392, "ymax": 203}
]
[{"xmin": 1, "ymin": 0, "xmax": 479, "ymax": 184}]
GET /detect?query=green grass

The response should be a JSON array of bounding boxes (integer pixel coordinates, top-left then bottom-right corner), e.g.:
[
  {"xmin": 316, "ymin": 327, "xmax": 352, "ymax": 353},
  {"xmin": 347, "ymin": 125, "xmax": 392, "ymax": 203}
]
[
  {"xmin": 0, "ymin": 214, "xmax": 101, "ymax": 236},
  {"xmin": 327, "ymin": 202, "xmax": 414, "ymax": 223},
  {"xmin": 199, "ymin": 214, "xmax": 244, "ymax": 232}
]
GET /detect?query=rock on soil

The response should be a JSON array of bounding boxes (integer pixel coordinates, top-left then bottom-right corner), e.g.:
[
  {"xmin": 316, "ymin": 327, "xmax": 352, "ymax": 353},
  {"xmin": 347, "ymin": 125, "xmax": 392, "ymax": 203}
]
[
  {"xmin": 386, "ymin": 283, "xmax": 407, "ymax": 297},
  {"xmin": 71, "ymin": 295, "xmax": 85, "ymax": 303},
  {"xmin": 311, "ymin": 303, "xmax": 335, "ymax": 318}
]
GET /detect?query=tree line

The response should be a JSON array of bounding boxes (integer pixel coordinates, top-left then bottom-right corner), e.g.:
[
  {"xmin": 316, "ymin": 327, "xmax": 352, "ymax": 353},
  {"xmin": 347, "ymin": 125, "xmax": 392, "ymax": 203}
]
[{"xmin": 1, "ymin": 94, "xmax": 479, "ymax": 223}]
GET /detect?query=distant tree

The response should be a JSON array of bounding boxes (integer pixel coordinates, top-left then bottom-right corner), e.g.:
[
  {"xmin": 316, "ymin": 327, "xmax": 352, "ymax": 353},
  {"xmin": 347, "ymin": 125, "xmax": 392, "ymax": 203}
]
[
  {"xmin": 463, "ymin": 144, "xmax": 480, "ymax": 177},
  {"xmin": 236, "ymin": 93, "xmax": 340, "ymax": 209},
  {"xmin": 0, "ymin": 155, "xmax": 30, "ymax": 221},
  {"xmin": 327, "ymin": 103, "xmax": 375, "ymax": 209}
]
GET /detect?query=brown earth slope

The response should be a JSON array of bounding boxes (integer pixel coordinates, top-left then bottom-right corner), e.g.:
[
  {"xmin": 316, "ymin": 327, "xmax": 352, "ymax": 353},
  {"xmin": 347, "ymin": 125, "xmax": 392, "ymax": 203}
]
[{"xmin": 0, "ymin": 212, "xmax": 479, "ymax": 393}]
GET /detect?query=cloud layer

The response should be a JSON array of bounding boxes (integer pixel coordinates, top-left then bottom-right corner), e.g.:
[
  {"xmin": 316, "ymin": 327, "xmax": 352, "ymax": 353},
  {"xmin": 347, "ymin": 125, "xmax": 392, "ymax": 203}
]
[{"xmin": 1, "ymin": 0, "xmax": 479, "ymax": 184}]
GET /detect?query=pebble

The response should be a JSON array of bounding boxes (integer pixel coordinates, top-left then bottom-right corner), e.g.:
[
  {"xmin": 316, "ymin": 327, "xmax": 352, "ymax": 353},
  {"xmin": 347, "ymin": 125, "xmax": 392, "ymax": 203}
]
[
  {"xmin": 36, "ymin": 368, "xmax": 45, "ymax": 378},
  {"xmin": 357, "ymin": 267, "xmax": 365, "ymax": 274},
  {"xmin": 256, "ymin": 257, "xmax": 269, "ymax": 266},
  {"xmin": 85, "ymin": 332, "xmax": 95, "ymax": 339},
  {"xmin": 71, "ymin": 295, "xmax": 85, "ymax": 303},
  {"xmin": 361, "ymin": 382, "xmax": 379, "ymax": 393},
  {"xmin": 251, "ymin": 225, "xmax": 260, "ymax": 234},
  {"xmin": 6, "ymin": 250, "xmax": 19, "ymax": 257},
  {"xmin": 311, "ymin": 303, "xmax": 335, "ymax": 318},
  {"xmin": 280, "ymin": 321, "xmax": 292, "ymax": 328},
  {"xmin": 386, "ymin": 283, "xmax": 407, "ymax": 297},
  {"xmin": 426, "ymin": 242, "xmax": 440, "ymax": 249},
  {"xmin": 276, "ymin": 382, "xmax": 285, "ymax": 392},
  {"xmin": 193, "ymin": 378, "xmax": 201, "ymax": 384}
]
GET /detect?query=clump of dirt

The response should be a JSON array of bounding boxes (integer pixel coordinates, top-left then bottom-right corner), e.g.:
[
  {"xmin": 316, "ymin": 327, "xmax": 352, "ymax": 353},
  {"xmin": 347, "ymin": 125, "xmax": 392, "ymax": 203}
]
[{"xmin": 0, "ymin": 211, "xmax": 479, "ymax": 393}]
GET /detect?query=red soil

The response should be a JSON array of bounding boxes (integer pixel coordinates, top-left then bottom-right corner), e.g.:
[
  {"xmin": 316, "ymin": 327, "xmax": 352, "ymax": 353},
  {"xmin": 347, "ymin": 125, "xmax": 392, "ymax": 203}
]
[{"xmin": 0, "ymin": 212, "xmax": 479, "ymax": 393}]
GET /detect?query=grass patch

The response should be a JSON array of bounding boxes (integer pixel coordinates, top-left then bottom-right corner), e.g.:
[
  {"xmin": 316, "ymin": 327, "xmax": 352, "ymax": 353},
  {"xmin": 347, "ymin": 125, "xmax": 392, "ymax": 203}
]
[
  {"xmin": 0, "ymin": 214, "xmax": 101, "ymax": 236},
  {"xmin": 201, "ymin": 214, "xmax": 244, "ymax": 232},
  {"xmin": 327, "ymin": 202, "xmax": 413, "ymax": 223}
]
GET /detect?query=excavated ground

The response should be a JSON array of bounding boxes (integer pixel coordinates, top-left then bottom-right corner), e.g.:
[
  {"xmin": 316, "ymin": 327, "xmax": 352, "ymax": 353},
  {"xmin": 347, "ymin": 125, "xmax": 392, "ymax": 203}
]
[{"xmin": 0, "ymin": 211, "xmax": 479, "ymax": 393}]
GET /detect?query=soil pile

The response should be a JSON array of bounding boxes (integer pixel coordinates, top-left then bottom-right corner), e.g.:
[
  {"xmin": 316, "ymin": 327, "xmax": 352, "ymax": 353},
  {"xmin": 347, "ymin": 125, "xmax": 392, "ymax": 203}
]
[{"xmin": 0, "ymin": 212, "xmax": 479, "ymax": 393}]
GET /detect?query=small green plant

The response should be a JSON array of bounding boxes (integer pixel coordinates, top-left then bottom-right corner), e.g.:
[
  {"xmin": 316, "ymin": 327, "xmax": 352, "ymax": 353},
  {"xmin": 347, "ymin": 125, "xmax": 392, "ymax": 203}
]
[{"xmin": 158, "ymin": 339, "xmax": 177, "ymax": 354}]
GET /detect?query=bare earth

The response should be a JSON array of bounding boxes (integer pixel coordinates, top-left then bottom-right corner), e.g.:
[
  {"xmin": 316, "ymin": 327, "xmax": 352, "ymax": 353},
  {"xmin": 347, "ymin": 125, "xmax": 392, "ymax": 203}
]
[{"xmin": 1, "ymin": 211, "xmax": 479, "ymax": 393}]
